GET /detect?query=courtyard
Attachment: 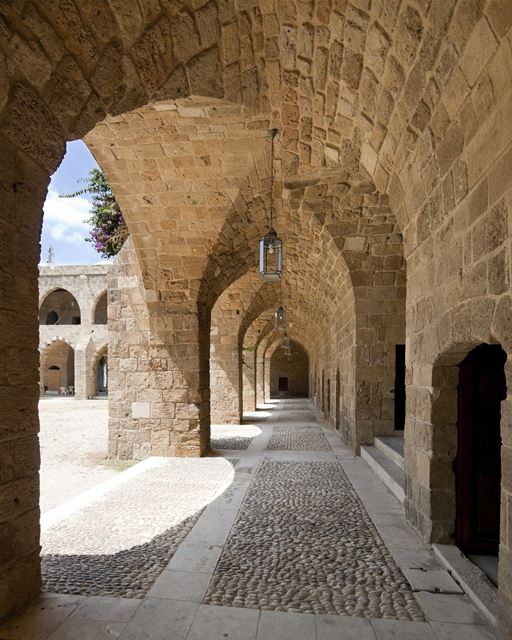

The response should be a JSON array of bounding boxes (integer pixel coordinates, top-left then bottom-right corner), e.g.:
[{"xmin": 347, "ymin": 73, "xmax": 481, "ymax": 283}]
[{"xmin": 39, "ymin": 399, "xmax": 117, "ymax": 513}]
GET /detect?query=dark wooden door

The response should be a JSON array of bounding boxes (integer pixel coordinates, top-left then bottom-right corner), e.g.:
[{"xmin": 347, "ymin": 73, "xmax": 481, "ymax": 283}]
[
  {"xmin": 456, "ymin": 344, "xmax": 506, "ymax": 555},
  {"xmin": 394, "ymin": 345, "xmax": 406, "ymax": 431},
  {"xmin": 279, "ymin": 377, "xmax": 288, "ymax": 392},
  {"xmin": 335, "ymin": 369, "xmax": 340, "ymax": 431},
  {"xmin": 47, "ymin": 368, "xmax": 61, "ymax": 391}
]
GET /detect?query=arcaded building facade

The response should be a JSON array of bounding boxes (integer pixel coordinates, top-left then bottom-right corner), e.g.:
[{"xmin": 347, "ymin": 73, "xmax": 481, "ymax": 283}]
[
  {"xmin": 39, "ymin": 265, "xmax": 108, "ymax": 399},
  {"xmin": 1, "ymin": 1, "xmax": 512, "ymax": 637}
]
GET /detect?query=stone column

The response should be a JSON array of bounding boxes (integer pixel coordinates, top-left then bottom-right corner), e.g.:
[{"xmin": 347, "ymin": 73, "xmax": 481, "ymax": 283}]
[
  {"xmin": 241, "ymin": 347, "xmax": 256, "ymax": 417},
  {"xmin": 210, "ymin": 327, "xmax": 241, "ymax": 424},
  {"xmin": 264, "ymin": 351, "xmax": 273, "ymax": 402},
  {"xmin": 256, "ymin": 351, "xmax": 265, "ymax": 408},
  {"xmin": 0, "ymin": 142, "xmax": 48, "ymax": 619},
  {"xmin": 73, "ymin": 346, "xmax": 87, "ymax": 400},
  {"xmin": 108, "ymin": 240, "xmax": 210, "ymax": 459}
]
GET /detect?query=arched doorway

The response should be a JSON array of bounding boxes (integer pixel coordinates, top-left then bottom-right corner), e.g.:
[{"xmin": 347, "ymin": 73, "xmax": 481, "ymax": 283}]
[
  {"xmin": 90, "ymin": 347, "xmax": 108, "ymax": 397},
  {"xmin": 41, "ymin": 341, "xmax": 75, "ymax": 395},
  {"xmin": 39, "ymin": 289, "xmax": 81, "ymax": 325},
  {"xmin": 97, "ymin": 355, "xmax": 108, "ymax": 395},
  {"xmin": 270, "ymin": 340, "xmax": 309, "ymax": 398},
  {"xmin": 456, "ymin": 344, "xmax": 506, "ymax": 558}
]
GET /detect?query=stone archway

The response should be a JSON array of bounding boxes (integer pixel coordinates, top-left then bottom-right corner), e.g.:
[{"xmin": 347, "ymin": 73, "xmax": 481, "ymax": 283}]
[
  {"xmin": 413, "ymin": 342, "xmax": 508, "ymax": 550},
  {"xmin": 39, "ymin": 289, "xmax": 81, "ymax": 326},
  {"xmin": 93, "ymin": 291, "xmax": 107, "ymax": 325},
  {"xmin": 269, "ymin": 340, "xmax": 309, "ymax": 399},
  {"xmin": 40, "ymin": 340, "xmax": 75, "ymax": 395}
]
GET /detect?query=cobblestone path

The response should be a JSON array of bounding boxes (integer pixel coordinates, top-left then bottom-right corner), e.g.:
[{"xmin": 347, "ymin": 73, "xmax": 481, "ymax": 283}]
[
  {"xmin": 265, "ymin": 425, "xmax": 330, "ymax": 451},
  {"xmin": 204, "ymin": 459, "xmax": 423, "ymax": 619}
]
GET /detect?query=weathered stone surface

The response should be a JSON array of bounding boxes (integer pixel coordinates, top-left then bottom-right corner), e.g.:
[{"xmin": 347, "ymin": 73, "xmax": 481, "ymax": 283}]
[{"xmin": 1, "ymin": 1, "xmax": 512, "ymax": 633}]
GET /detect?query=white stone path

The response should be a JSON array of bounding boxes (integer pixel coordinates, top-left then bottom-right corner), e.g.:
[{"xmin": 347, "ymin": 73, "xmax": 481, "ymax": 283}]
[{"xmin": 0, "ymin": 400, "xmax": 499, "ymax": 640}]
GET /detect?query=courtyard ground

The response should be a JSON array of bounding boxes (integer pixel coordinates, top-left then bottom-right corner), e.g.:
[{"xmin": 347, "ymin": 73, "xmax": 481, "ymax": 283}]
[
  {"xmin": 2, "ymin": 400, "xmax": 496, "ymax": 640},
  {"xmin": 39, "ymin": 398, "xmax": 124, "ymax": 513}
]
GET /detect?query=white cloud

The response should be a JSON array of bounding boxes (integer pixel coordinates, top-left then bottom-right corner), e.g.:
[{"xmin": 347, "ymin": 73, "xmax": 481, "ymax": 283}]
[{"xmin": 43, "ymin": 188, "xmax": 91, "ymax": 244}]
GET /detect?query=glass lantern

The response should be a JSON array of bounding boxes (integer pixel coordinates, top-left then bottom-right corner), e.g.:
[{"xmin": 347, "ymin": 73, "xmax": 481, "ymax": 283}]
[
  {"xmin": 286, "ymin": 353, "xmax": 293, "ymax": 361},
  {"xmin": 281, "ymin": 333, "xmax": 290, "ymax": 349},
  {"xmin": 259, "ymin": 228, "xmax": 283, "ymax": 282},
  {"xmin": 275, "ymin": 306, "xmax": 287, "ymax": 333}
]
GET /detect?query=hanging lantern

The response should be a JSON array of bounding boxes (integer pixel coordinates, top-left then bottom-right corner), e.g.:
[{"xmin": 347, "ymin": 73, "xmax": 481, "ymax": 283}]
[
  {"xmin": 259, "ymin": 228, "xmax": 283, "ymax": 282},
  {"xmin": 281, "ymin": 333, "xmax": 290, "ymax": 349},
  {"xmin": 275, "ymin": 306, "xmax": 287, "ymax": 333},
  {"xmin": 286, "ymin": 353, "xmax": 293, "ymax": 361},
  {"xmin": 259, "ymin": 129, "xmax": 283, "ymax": 282}
]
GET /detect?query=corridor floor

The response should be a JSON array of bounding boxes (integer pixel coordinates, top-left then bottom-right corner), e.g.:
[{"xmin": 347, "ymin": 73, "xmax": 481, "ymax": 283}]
[{"xmin": 0, "ymin": 400, "xmax": 498, "ymax": 640}]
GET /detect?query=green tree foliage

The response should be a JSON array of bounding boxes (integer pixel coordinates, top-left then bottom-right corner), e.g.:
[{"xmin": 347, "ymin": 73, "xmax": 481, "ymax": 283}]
[{"xmin": 61, "ymin": 168, "xmax": 129, "ymax": 259}]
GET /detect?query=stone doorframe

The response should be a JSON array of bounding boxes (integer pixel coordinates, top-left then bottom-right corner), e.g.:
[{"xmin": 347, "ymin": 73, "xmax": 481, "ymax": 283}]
[{"xmin": 404, "ymin": 339, "xmax": 512, "ymax": 634}]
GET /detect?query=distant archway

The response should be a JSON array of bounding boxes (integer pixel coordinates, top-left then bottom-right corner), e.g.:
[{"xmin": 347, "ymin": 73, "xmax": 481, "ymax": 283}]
[
  {"xmin": 95, "ymin": 348, "xmax": 108, "ymax": 396},
  {"xmin": 39, "ymin": 289, "xmax": 81, "ymax": 326},
  {"xmin": 270, "ymin": 340, "xmax": 309, "ymax": 399},
  {"xmin": 93, "ymin": 292, "xmax": 108, "ymax": 325},
  {"xmin": 41, "ymin": 341, "xmax": 75, "ymax": 394}
]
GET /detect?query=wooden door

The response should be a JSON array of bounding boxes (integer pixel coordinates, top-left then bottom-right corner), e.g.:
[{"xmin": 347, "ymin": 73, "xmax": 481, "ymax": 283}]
[
  {"xmin": 456, "ymin": 344, "xmax": 506, "ymax": 555},
  {"xmin": 279, "ymin": 377, "xmax": 288, "ymax": 392},
  {"xmin": 47, "ymin": 368, "xmax": 61, "ymax": 391},
  {"xmin": 335, "ymin": 369, "xmax": 340, "ymax": 431},
  {"xmin": 394, "ymin": 345, "xmax": 406, "ymax": 430}
]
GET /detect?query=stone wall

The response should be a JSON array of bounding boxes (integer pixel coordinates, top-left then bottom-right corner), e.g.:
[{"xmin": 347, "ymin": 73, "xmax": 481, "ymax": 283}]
[
  {"xmin": 0, "ymin": 138, "xmax": 45, "ymax": 621},
  {"xmin": 1, "ymin": 0, "xmax": 512, "ymax": 633}
]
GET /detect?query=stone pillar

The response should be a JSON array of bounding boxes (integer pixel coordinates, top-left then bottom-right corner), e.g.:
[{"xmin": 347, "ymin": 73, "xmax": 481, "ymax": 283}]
[
  {"xmin": 264, "ymin": 349, "xmax": 273, "ymax": 402},
  {"xmin": 241, "ymin": 347, "xmax": 256, "ymax": 416},
  {"xmin": 0, "ymin": 142, "xmax": 50, "ymax": 620},
  {"xmin": 210, "ymin": 327, "xmax": 240, "ymax": 424},
  {"xmin": 73, "ymin": 346, "xmax": 87, "ymax": 400},
  {"xmin": 256, "ymin": 352, "xmax": 265, "ymax": 408},
  {"xmin": 108, "ymin": 240, "xmax": 209, "ymax": 459}
]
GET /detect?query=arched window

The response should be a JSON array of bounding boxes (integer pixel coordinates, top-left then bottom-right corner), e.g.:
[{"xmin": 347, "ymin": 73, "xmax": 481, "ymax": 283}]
[
  {"xmin": 39, "ymin": 289, "xmax": 81, "ymax": 325},
  {"xmin": 46, "ymin": 311, "xmax": 59, "ymax": 325}
]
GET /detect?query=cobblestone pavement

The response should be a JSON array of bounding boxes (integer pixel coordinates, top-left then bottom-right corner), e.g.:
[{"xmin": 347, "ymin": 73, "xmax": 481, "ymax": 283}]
[
  {"xmin": 2, "ymin": 399, "xmax": 497, "ymax": 640},
  {"xmin": 204, "ymin": 460, "xmax": 423, "ymax": 619},
  {"xmin": 266, "ymin": 425, "xmax": 330, "ymax": 451},
  {"xmin": 210, "ymin": 424, "xmax": 260, "ymax": 450},
  {"xmin": 42, "ymin": 516, "xmax": 198, "ymax": 598},
  {"xmin": 42, "ymin": 458, "xmax": 237, "ymax": 598},
  {"xmin": 39, "ymin": 398, "xmax": 119, "ymax": 513}
]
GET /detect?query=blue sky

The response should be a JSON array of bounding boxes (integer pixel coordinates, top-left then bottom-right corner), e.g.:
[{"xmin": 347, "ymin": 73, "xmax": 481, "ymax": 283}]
[{"xmin": 41, "ymin": 140, "xmax": 110, "ymax": 265}]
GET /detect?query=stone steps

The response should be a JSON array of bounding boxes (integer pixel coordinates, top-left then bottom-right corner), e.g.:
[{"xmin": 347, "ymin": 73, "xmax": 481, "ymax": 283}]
[
  {"xmin": 374, "ymin": 434, "xmax": 405, "ymax": 470},
  {"xmin": 360, "ymin": 439, "xmax": 405, "ymax": 504}
]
